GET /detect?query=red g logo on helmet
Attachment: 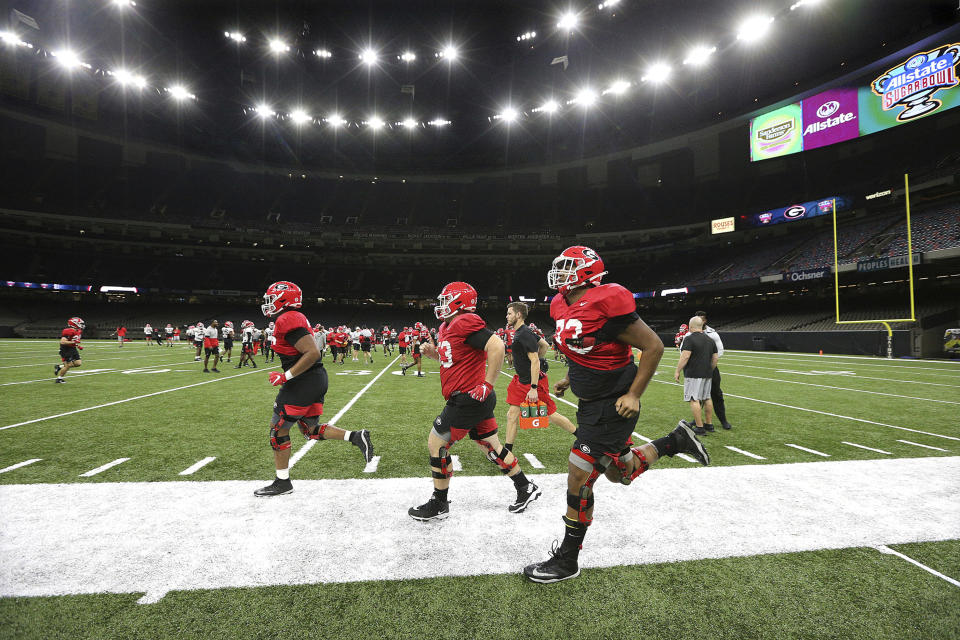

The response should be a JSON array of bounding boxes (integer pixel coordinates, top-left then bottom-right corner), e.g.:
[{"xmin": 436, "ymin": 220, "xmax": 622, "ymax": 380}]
[
  {"xmin": 547, "ymin": 246, "xmax": 608, "ymax": 294},
  {"xmin": 435, "ymin": 282, "xmax": 478, "ymax": 320},
  {"xmin": 67, "ymin": 317, "xmax": 85, "ymax": 330},
  {"xmin": 262, "ymin": 281, "xmax": 303, "ymax": 317}
]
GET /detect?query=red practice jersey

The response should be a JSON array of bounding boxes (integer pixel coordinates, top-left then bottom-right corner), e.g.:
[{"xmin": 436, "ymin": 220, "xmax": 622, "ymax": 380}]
[
  {"xmin": 550, "ymin": 283, "xmax": 636, "ymax": 371},
  {"xmin": 436, "ymin": 313, "xmax": 489, "ymax": 400},
  {"xmin": 398, "ymin": 331, "xmax": 411, "ymax": 348},
  {"xmin": 61, "ymin": 327, "xmax": 82, "ymax": 344},
  {"xmin": 272, "ymin": 310, "xmax": 315, "ymax": 369}
]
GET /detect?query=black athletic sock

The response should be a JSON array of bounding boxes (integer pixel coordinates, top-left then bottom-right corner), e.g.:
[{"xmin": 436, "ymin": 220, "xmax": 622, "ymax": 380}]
[
  {"xmin": 652, "ymin": 429, "xmax": 682, "ymax": 458},
  {"xmin": 503, "ymin": 442, "xmax": 514, "ymax": 453},
  {"xmin": 510, "ymin": 469, "xmax": 528, "ymax": 489},
  {"xmin": 559, "ymin": 516, "xmax": 587, "ymax": 556},
  {"xmin": 433, "ymin": 487, "xmax": 448, "ymax": 502}
]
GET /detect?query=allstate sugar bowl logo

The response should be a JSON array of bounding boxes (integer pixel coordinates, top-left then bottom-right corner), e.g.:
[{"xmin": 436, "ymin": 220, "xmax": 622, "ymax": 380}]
[{"xmin": 871, "ymin": 44, "xmax": 960, "ymax": 121}]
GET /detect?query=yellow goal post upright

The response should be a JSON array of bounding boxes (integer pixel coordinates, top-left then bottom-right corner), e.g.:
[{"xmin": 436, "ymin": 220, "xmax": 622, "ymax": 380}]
[{"xmin": 832, "ymin": 173, "xmax": 916, "ymax": 358}]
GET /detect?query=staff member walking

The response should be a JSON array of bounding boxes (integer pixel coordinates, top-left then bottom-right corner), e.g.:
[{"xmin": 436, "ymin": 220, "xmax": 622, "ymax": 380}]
[
  {"xmin": 696, "ymin": 310, "xmax": 733, "ymax": 430},
  {"xmin": 674, "ymin": 316, "xmax": 718, "ymax": 435}
]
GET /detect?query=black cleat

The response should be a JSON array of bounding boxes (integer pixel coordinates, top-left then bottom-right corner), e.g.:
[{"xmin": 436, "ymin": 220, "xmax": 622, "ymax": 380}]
[
  {"xmin": 523, "ymin": 541, "xmax": 581, "ymax": 583},
  {"xmin": 416, "ymin": 373, "xmax": 425, "ymax": 377},
  {"xmin": 54, "ymin": 364, "xmax": 62, "ymax": 376},
  {"xmin": 55, "ymin": 378, "xmax": 66, "ymax": 383},
  {"xmin": 203, "ymin": 369, "xmax": 210, "ymax": 373},
  {"xmin": 254, "ymin": 477, "xmax": 293, "ymax": 497},
  {"xmin": 211, "ymin": 368, "xmax": 220, "ymax": 373},
  {"xmin": 722, "ymin": 422, "xmax": 733, "ymax": 430},
  {"xmin": 682, "ymin": 419, "xmax": 706, "ymax": 436},
  {"xmin": 703, "ymin": 423, "xmax": 715, "ymax": 433},
  {"xmin": 673, "ymin": 420, "xmax": 711, "ymax": 466},
  {"xmin": 509, "ymin": 482, "xmax": 542, "ymax": 513},
  {"xmin": 350, "ymin": 429, "xmax": 374, "ymax": 463},
  {"xmin": 408, "ymin": 496, "xmax": 449, "ymax": 521}
]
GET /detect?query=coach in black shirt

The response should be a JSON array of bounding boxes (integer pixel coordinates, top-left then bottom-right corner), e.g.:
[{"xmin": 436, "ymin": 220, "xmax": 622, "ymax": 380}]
[{"xmin": 674, "ymin": 316, "xmax": 718, "ymax": 435}]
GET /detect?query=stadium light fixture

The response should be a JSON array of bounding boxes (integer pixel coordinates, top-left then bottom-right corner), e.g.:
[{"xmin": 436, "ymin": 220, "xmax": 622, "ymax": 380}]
[
  {"xmin": 360, "ymin": 48, "xmax": 378, "ymax": 65},
  {"xmin": 110, "ymin": 68, "xmax": 147, "ymax": 89},
  {"xmin": 268, "ymin": 38, "xmax": 290, "ymax": 54},
  {"xmin": 290, "ymin": 109, "xmax": 311, "ymax": 125},
  {"xmin": 225, "ymin": 31, "xmax": 247, "ymax": 43},
  {"xmin": 791, "ymin": 0, "xmax": 824, "ymax": 9},
  {"xmin": 366, "ymin": 116, "xmax": 385, "ymax": 130},
  {"xmin": 683, "ymin": 44, "xmax": 717, "ymax": 66},
  {"xmin": 51, "ymin": 49, "xmax": 88, "ymax": 70},
  {"xmin": 1, "ymin": 31, "xmax": 33, "ymax": 48},
  {"xmin": 604, "ymin": 79, "xmax": 630, "ymax": 95},
  {"xmin": 326, "ymin": 113, "xmax": 346, "ymax": 127},
  {"xmin": 557, "ymin": 12, "xmax": 579, "ymax": 32},
  {"xmin": 571, "ymin": 88, "xmax": 597, "ymax": 107},
  {"xmin": 436, "ymin": 45, "xmax": 458, "ymax": 61},
  {"xmin": 498, "ymin": 107, "xmax": 519, "ymax": 123},
  {"xmin": 428, "ymin": 118, "xmax": 451, "ymax": 127},
  {"xmin": 517, "ymin": 31, "xmax": 536, "ymax": 41},
  {"xmin": 642, "ymin": 62, "xmax": 672, "ymax": 83},
  {"xmin": 401, "ymin": 117, "xmax": 418, "ymax": 128},
  {"xmin": 314, "ymin": 48, "xmax": 332, "ymax": 58},
  {"xmin": 400, "ymin": 51, "xmax": 416, "ymax": 62},
  {"xmin": 536, "ymin": 99, "xmax": 559, "ymax": 114},
  {"xmin": 737, "ymin": 15, "xmax": 774, "ymax": 43},
  {"xmin": 112, "ymin": 0, "xmax": 136, "ymax": 8},
  {"xmin": 598, "ymin": 0, "xmax": 620, "ymax": 9},
  {"xmin": 254, "ymin": 104, "xmax": 275, "ymax": 119},
  {"xmin": 166, "ymin": 85, "xmax": 195, "ymax": 101}
]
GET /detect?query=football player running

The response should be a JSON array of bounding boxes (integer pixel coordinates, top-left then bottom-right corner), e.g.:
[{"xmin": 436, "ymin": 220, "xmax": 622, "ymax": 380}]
[
  {"xmin": 523, "ymin": 246, "xmax": 710, "ymax": 583},
  {"xmin": 408, "ymin": 282, "xmax": 540, "ymax": 521},
  {"xmin": 55, "ymin": 317, "xmax": 85, "ymax": 383},
  {"xmin": 254, "ymin": 281, "xmax": 374, "ymax": 497}
]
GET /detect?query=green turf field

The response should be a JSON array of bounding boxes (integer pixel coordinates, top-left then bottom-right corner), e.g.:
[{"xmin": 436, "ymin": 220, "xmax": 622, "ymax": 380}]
[{"xmin": 1, "ymin": 339, "xmax": 958, "ymax": 638}]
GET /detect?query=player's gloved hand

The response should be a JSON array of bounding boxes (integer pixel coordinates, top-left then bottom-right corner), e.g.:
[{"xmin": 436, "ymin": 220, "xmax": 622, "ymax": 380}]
[
  {"xmin": 468, "ymin": 381, "xmax": 494, "ymax": 402},
  {"xmin": 76, "ymin": 345, "xmax": 83, "ymax": 350},
  {"xmin": 269, "ymin": 371, "xmax": 289, "ymax": 386}
]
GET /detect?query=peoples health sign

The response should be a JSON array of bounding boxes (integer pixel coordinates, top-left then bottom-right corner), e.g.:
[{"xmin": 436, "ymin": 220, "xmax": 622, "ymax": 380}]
[{"xmin": 750, "ymin": 38, "xmax": 960, "ymax": 161}]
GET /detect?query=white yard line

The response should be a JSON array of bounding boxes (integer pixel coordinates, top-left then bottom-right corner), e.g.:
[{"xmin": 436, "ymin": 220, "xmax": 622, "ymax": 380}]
[
  {"xmin": 523, "ymin": 453, "xmax": 545, "ymax": 469},
  {"xmin": 650, "ymin": 379, "xmax": 960, "ymax": 442},
  {"xmin": 363, "ymin": 456, "xmax": 381, "ymax": 473},
  {"xmin": 785, "ymin": 444, "xmax": 830, "ymax": 457},
  {"xmin": 0, "ymin": 458, "xmax": 42, "ymax": 474},
  {"xmin": 0, "ymin": 359, "xmax": 201, "ymax": 386},
  {"xmin": 1, "ymin": 456, "xmax": 956, "ymax": 601},
  {"xmin": 725, "ymin": 446, "xmax": 765, "ymax": 460},
  {"xmin": 0, "ymin": 367, "xmax": 274, "ymax": 431},
  {"xmin": 450, "ymin": 455, "xmax": 463, "ymax": 471},
  {"xmin": 875, "ymin": 545, "xmax": 960, "ymax": 588},
  {"xmin": 0, "ymin": 351, "xmax": 204, "ymax": 370},
  {"xmin": 288, "ymin": 356, "xmax": 400, "ymax": 468},
  {"xmin": 179, "ymin": 457, "xmax": 217, "ymax": 476},
  {"xmin": 722, "ymin": 349, "xmax": 960, "ymax": 370},
  {"xmin": 79, "ymin": 458, "xmax": 131, "ymax": 477},
  {"xmin": 897, "ymin": 440, "xmax": 948, "ymax": 452},
  {"xmin": 842, "ymin": 441, "xmax": 892, "ymax": 455}
]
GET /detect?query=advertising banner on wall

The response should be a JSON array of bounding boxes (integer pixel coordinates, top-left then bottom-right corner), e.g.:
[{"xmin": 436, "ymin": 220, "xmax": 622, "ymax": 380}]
[
  {"xmin": 747, "ymin": 195, "xmax": 852, "ymax": 227},
  {"xmin": 749, "ymin": 103, "xmax": 802, "ymax": 161},
  {"xmin": 711, "ymin": 217, "xmax": 736, "ymax": 234},
  {"xmin": 801, "ymin": 88, "xmax": 860, "ymax": 150}
]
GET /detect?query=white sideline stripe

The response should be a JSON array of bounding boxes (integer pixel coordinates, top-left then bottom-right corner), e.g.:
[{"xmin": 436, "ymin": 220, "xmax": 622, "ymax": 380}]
[
  {"xmin": 716, "ymin": 371, "xmax": 960, "ymax": 406},
  {"xmin": 875, "ymin": 545, "xmax": 960, "ymax": 588},
  {"xmin": 725, "ymin": 446, "xmax": 765, "ymax": 460},
  {"xmin": 363, "ymin": 456, "xmax": 381, "ymax": 474},
  {"xmin": 722, "ymin": 353, "xmax": 960, "ymax": 377},
  {"xmin": 897, "ymin": 440, "xmax": 948, "ymax": 452},
  {"xmin": 523, "ymin": 453, "xmax": 545, "ymax": 469},
  {"xmin": 0, "ymin": 359, "xmax": 201, "ymax": 386},
  {"xmin": 651, "ymin": 379, "xmax": 960, "ymax": 442},
  {"xmin": 0, "ymin": 351, "xmax": 195, "ymax": 369},
  {"xmin": 723, "ymin": 349, "xmax": 960, "ymax": 370},
  {"xmin": 179, "ymin": 457, "xmax": 217, "ymax": 476},
  {"xmin": 0, "ymin": 458, "xmax": 42, "ymax": 474},
  {"xmin": 633, "ymin": 431, "xmax": 697, "ymax": 464},
  {"xmin": 288, "ymin": 356, "xmax": 400, "ymax": 468},
  {"xmin": 79, "ymin": 458, "xmax": 130, "ymax": 477},
  {"xmin": 785, "ymin": 444, "xmax": 830, "ymax": 457},
  {"xmin": 842, "ymin": 441, "xmax": 892, "ymax": 455},
  {"xmin": 451, "ymin": 455, "xmax": 463, "ymax": 471},
  {"xmin": 2, "ymin": 457, "xmax": 957, "ymax": 599},
  {"xmin": 0, "ymin": 367, "xmax": 272, "ymax": 431}
]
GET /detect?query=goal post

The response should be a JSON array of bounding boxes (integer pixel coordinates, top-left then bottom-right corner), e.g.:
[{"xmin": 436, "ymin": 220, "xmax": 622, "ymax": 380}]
[{"xmin": 832, "ymin": 173, "xmax": 916, "ymax": 358}]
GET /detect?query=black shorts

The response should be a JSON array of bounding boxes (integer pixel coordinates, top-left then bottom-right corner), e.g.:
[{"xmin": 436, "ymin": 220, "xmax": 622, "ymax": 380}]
[
  {"xmin": 205, "ymin": 346, "xmax": 219, "ymax": 355},
  {"xmin": 573, "ymin": 396, "xmax": 640, "ymax": 457},
  {"xmin": 352, "ymin": 343, "xmax": 360, "ymax": 351},
  {"xmin": 274, "ymin": 366, "xmax": 329, "ymax": 418},
  {"xmin": 59, "ymin": 346, "xmax": 80, "ymax": 363},
  {"xmin": 224, "ymin": 338, "xmax": 233, "ymax": 349},
  {"xmin": 399, "ymin": 346, "xmax": 407, "ymax": 354},
  {"xmin": 194, "ymin": 340, "xmax": 203, "ymax": 348},
  {"xmin": 434, "ymin": 391, "xmax": 497, "ymax": 433},
  {"xmin": 242, "ymin": 343, "xmax": 254, "ymax": 354},
  {"xmin": 361, "ymin": 343, "xmax": 371, "ymax": 352}
]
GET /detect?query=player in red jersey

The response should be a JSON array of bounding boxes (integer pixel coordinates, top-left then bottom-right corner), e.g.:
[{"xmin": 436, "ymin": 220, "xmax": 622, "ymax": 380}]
[
  {"xmin": 523, "ymin": 246, "xmax": 710, "ymax": 583},
  {"xmin": 674, "ymin": 323, "xmax": 689, "ymax": 351},
  {"xmin": 408, "ymin": 282, "xmax": 540, "ymax": 521},
  {"xmin": 401, "ymin": 322, "xmax": 432, "ymax": 377},
  {"xmin": 254, "ymin": 282, "xmax": 374, "ymax": 497},
  {"xmin": 55, "ymin": 317, "xmax": 85, "ymax": 383}
]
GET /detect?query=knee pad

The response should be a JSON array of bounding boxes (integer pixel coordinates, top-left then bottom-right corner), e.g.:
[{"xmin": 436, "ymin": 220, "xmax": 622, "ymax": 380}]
[
  {"xmin": 478, "ymin": 440, "xmax": 517, "ymax": 474},
  {"xmin": 621, "ymin": 447, "xmax": 648, "ymax": 484},
  {"xmin": 270, "ymin": 425, "xmax": 291, "ymax": 451},
  {"xmin": 567, "ymin": 489, "xmax": 594, "ymax": 526},
  {"xmin": 430, "ymin": 446, "xmax": 453, "ymax": 479},
  {"xmin": 298, "ymin": 419, "xmax": 327, "ymax": 440}
]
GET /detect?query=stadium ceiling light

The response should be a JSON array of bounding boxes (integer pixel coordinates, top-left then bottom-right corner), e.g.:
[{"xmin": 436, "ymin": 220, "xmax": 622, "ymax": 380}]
[
  {"xmin": 598, "ymin": 0, "xmax": 620, "ymax": 9},
  {"xmin": 224, "ymin": 31, "xmax": 247, "ymax": 43},
  {"xmin": 314, "ymin": 48, "xmax": 332, "ymax": 58},
  {"xmin": 1, "ymin": 31, "xmax": 33, "ymax": 48},
  {"xmin": 536, "ymin": 99, "xmax": 559, "ymax": 114},
  {"xmin": 290, "ymin": 109, "xmax": 311, "ymax": 124},
  {"xmin": 112, "ymin": 0, "xmax": 136, "ymax": 7},
  {"xmin": 683, "ymin": 44, "xmax": 717, "ymax": 66},
  {"xmin": 517, "ymin": 31, "xmax": 537, "ymax": 41},
  {"xmin": 436, "ymin": 45, "xmax": 458, "ymax": 61},
  {"xmin": 737, "ymin": 15, "xmax": 774, "ymax": 42},
  {"xmin": 360, "ymin": 48, "xmax": 378, "ymax": 65},
  {"xmin": 557, "ymin": 12, "xmax": 579, "ymax": 32},
  {"xmin": 268, "ymin": 38, "xmax": 290, "ymax": 53},
  {"xmin": 791, "ymin": 0, "xmax": 824, "ymax": 9},
  {"xmin": 604, "ymin": 79, "xmax": 630, "ymax": 95},
  {"xmin": 326, "ymin": 113, "xmax": 346, "ymax": 127},
  {"xmin": 400, "ymin": 51, "xmax": 416, "ymax": 62},
  {"xmin": 51, "ymin": 49, "xmax": 88, "ymax": 70},
  {"xmin": 254, "ymin": 104, "xmax": 275, "ymax": 119},
  {"xmin": 572, "ymin": 88, "xmax": 597, "ymax": 107},
  {"xmin": 428, "ymin": 118, "xmax": 450, "ymax": 127},
  {"xmin": 166, "ymin": 85, "xmax": 195, "ymax": 101},
  {"xmin": 111, "ymin": 68, "xmax": 147, "ymax": 89},
  {"xmin": 367, "ymin": 116, "xmax": 385, "ymax": 129},
  {"xmin": 642, "ymin": 62, "xmax": 672, "ymax": 83},
  {"xmin": 401, "ymin": 117, "xmax": 418, "ymax": 128},
  {"xmin": 498, "ymin": 107, "xmax": 519, "ymax": 123}
]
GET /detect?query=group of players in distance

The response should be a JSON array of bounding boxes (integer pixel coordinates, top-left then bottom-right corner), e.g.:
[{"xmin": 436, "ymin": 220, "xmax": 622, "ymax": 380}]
[{"xmin": 55, "ymin": 245, "xmax": 710, "ymax": 584}]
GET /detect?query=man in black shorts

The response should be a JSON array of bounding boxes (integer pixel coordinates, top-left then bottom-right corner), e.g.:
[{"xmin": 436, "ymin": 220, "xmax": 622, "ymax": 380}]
[
  {"xmin": 254, "ymin": 281, "xmax": 374, "ymax": 497},
  {"xmin": 523, "ymin": 246, "xmax": 710, "ymax": 583}
]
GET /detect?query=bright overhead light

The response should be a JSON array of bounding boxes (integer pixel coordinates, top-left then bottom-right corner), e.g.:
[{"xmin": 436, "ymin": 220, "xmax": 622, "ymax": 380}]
[
  {"xmin": 598, "ymin": 0, "xmax": 619, "ymax": 8},
  {"xmin": 536, "ymin": 99, "xmax": 559, "ymax": 114},
  {"xmin": 572, "ymin": 88, "xmax": 597, "ymax": 107},
  {"xmin": 499, "ymin": 107, "xmax": 519, "ymax": 123},
  {"xmin": 314, "ymin": 48, "xmax": 332, "ymax": 58},
  {"xmin": 326, "ymin": 113, "xmax": 346, "ymax": 127},
  {"xmin": 111, "ymin": 68, "xmax": 147, "ymax": 89},
  {"xmin": 367, "ymin": 116, "xmax": 385, "ymax": 130},
  {"xmin": 290, "ymin": 109, "xmax": 311, "ymax": 125},
  {"xmin": 268, "ymin": 38, "xmax": 290, "ymax": 53},
  {"xmin": 683, "ymin": 44, "xmax": 717, "ymax": 66},
  {"xmin": 254, "ymin": 104, "xmax": 275, "ymax": 119},
  {"xmin": 400, "ymin": 51, "xmax": 416, "ymax": 62},
  {"xmin": 401, "ymin": 117, "xmax": 418, "ymax": 128},
  {"xmin": 51, "ymin": 49, "xmax": 87, "ymax": 70},
  {"xmin": 791, "ymin": 0, "xmax": 824, "ymax": 9},
  {"xmin": 360, "ymin": 48, "xmax": 378, "ymax": 65},
  {"xmin": 437, "ymin": 46, "xmax": 458, "ymax": 61},
  {"xmin": 642, "ymin": 62, "xmax": 672, "ymax": 83},
  {"xmin": 428, "ymin": 118, "xmax": 450, "ymax": 127},
  {"xmin": 604, "ymin": 79, "xmax": 630, "ymax": 95},
  {"xmin": 224, "ymin": 31, "xmax": 246, "ymax": 43},
  {"xmin": 1, "ymin": 31, "xmax": 34, "ymax": 49},
  {"xmin": 557, "ymin": 12, "xmax": 579, "ymax": 31},
  {"xmin": 166, "ymin": 85, "xmax": 195, "ymax": 101},
  {"xmin": 113, "ymin": 0, "xmax": 136, "ymax": 8},
  {"xmin": 737, "ymin": 15, "xmax": 774, "ymax": 42},
  {"xmin": 517, "ymin": 31, "xmax": 537, "ymax": 41}
]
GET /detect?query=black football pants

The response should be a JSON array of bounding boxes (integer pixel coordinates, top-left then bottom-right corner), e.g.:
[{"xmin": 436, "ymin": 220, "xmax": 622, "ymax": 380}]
[{"xmin": 711, "ymin": 366, "xmax": 729, "ymax": 425}]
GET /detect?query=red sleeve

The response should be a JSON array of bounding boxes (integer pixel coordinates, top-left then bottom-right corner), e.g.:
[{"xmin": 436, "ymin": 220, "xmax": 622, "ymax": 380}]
[
  {"xmin": 454, "ymin": 313, "xmax": 487, "ymax": 337},
  {"xmin": 599, "ymin": 284, "xmax": 636, "ymax": 317}
]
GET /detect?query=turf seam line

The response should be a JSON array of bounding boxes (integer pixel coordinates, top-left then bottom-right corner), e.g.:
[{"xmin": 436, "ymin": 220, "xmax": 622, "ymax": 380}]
[
  {"xmin": 841, "ymin": 441, "xmax": 892, "ymax": 455},
  {"xmin": 0, "ymin": 458, "xmax": 42, "ymax": 474},
  {"xmin": 875, "ymin": 545, "xmax": 960, "ymax": 588}
]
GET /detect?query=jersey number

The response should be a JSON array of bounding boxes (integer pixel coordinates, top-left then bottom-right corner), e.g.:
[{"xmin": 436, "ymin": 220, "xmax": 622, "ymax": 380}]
[
  {"xmin": 437, "ymin": 340, "xmax": 453, "ymax": 368},
  {"xmin": 555, "ymin": 318, "xmax": 592, "ymax": 354}
]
